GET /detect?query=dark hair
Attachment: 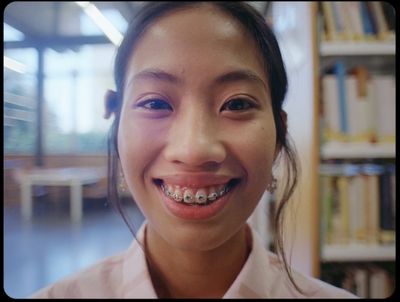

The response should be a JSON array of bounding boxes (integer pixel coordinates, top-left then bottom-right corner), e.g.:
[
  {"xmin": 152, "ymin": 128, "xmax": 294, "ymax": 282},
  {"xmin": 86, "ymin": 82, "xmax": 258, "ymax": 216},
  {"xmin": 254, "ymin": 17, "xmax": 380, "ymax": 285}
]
[{"xmin": 107, "ymin": 1, "xmax": 302, "ymax": 295}]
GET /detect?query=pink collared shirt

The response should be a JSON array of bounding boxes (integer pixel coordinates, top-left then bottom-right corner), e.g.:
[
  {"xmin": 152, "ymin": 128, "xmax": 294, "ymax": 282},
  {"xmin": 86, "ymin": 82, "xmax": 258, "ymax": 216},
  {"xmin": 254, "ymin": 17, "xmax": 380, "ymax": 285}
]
[{"xmin": 30, "ymin": 222, "xmax": 357, "ymax": 298}]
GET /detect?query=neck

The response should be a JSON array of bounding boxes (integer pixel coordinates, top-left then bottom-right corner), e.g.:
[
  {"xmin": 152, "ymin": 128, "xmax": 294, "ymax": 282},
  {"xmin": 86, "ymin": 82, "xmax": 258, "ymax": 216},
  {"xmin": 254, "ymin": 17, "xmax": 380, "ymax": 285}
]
[{"xmin": 144, "ymin": 224, "xmax": 251, "ymax": 298}]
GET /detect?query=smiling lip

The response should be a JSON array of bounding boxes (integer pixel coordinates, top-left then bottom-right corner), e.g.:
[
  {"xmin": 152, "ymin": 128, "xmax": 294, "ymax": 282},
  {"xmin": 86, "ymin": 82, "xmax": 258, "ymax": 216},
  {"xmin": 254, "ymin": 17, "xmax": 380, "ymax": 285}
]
[
  {"xmin": 155, "ymin": 174, "xmax": 235, "ymax": 188},
  {"xmin": 153, "ymin": 174, "xmax": 240, "ymax": 220}
]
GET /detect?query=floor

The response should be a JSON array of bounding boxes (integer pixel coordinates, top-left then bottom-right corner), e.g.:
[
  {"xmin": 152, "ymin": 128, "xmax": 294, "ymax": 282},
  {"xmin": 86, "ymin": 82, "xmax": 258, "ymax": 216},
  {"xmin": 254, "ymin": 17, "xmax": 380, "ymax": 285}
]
[{"xmin": 3, "ymin": 195, "xmax": 144, "ymax": 298}]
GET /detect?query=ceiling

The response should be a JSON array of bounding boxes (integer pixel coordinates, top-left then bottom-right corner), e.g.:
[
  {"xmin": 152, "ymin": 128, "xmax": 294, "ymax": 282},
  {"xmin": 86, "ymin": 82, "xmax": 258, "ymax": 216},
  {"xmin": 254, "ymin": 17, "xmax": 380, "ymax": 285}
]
[
  {"xmin": 4, "ymin": 2, "xmax": 141, "ymax": 42},
  {"xmin": 4, "ymin": 1, "xmax": 270, "ymax": 49}
]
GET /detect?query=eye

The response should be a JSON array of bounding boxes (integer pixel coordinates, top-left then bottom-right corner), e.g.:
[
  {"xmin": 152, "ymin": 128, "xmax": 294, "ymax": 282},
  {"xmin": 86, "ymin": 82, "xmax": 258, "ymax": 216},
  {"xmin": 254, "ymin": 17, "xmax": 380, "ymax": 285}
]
[
  {"xmin": 136, "ymin": 98, "xmax": 173, "ymax": 111},
  {"xmin": 221, "ymin": 98, "xmax": 256, "ymax": 112}
]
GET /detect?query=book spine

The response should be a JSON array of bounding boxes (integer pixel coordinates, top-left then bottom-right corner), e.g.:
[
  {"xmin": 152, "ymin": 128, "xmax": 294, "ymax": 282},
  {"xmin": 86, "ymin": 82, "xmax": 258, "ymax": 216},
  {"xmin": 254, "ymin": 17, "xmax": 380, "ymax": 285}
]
[
  {"xmin": 359, "ymin": 1, "xmax": 374, "ymax": 38},
  {"xmin": 322, "ymin": 2, "xmax": 337, "ymax": 40},
  {"xmin": 371, "ymin": 75, "xmax": 395, "ymax": 143},
  {"xmin": 322, "ymin": 75, "xmax": 342, "ymax": 141},
  {"xmin": 379, "ymin": 165, "xmax": 395, "ymax": 243},
  {"xmin": 370, "ymin": 2, "xmax": 389, "ymax": 40},
  {"xmin": 333, "ymin": 61, "xmax": 348, "ymax": 136},
  {"xmin": 345, "ymin": 2, "xmax": 364, "ymax": 40}
]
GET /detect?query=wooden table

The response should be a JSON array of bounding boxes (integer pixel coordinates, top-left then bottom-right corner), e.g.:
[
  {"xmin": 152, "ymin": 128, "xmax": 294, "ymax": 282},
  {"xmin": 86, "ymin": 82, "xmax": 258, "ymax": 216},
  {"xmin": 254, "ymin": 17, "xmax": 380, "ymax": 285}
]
[{"xmin": 19, "ymin": 167, "xmax": 107, "ymax": 223}]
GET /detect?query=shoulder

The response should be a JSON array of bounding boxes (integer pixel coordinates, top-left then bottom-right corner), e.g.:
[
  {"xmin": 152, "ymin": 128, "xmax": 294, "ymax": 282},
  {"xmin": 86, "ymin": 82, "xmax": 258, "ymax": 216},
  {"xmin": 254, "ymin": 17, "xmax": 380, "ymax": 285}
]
[
  {"xmin": 245, "ymin": 226, "xmax": 358, "ymax": 298},
  {"xmin": 29, "ymin": 223, "xmax": 156, "ymax": 299},
  {"xmin": 291, "ymin": 265, "xmax": 359, "ymax": 298},
  {"xmin": 266, "ymin": 251, "xmax": 359, "ymax": 298},
  {"xmin": 30, "ymin": 250, "xmax": 126, "ymax": 298}
]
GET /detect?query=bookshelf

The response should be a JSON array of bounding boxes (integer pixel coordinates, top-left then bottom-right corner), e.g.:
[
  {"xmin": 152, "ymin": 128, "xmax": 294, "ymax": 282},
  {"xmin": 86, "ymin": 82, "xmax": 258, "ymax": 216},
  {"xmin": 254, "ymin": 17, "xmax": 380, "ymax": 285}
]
[
  {"xmin": 320, "ymin": 41, "xmax": 395, "ymax": 56},
  {"xmin": 315, "ymin": 1, "xmax": 395, "ymax": 298},
  {"xmin": 322, "ymin": 244, "xmax": 395, "ymax": 262},
  {"xmin": 321, "ymin": 141, "xmax": 395, "ymax": 159}
]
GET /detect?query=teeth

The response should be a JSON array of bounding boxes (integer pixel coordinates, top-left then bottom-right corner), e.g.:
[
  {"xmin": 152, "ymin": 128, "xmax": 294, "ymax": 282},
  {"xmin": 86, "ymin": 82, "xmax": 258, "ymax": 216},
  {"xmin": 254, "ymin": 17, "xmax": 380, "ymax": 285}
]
[
  {"xmin": 195, "ymin": 189, "xmax": 207, "ymax": 204},
  {"xmin": 208, "ymin": 192, "xmax": 218, "ymax": 201},
  {"xmin": 208, "ymin": 186, "xmax": 218, "ymax": 201},
  {"xmin": 173, "ymin": 188, "xmax": 183, "ymax": 202},
  {"xmin": 183, "ymin": 189, "xmax": 194, "ymax": 204},
  {"xmin": 160, "ymin": 181, "xmax": 236, "ymax": 205},
  {"xmin": 165, "ymin": 184, "xmax": 173, "ymax": 197}
]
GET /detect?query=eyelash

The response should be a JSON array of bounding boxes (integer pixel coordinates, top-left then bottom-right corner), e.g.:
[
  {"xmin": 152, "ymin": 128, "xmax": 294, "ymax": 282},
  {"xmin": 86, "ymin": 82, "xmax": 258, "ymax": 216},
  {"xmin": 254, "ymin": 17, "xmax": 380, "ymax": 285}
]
[
  {"xmin": 135, "ymin": 97, "xmax": 257, "ymax": 112},
  {"xmin": 135, "ymin": 98, "xmax": 173, "ymax": 111},
  {"xmin": 220, "ymin": 98, "xmax": 257, "ymax": 112}
]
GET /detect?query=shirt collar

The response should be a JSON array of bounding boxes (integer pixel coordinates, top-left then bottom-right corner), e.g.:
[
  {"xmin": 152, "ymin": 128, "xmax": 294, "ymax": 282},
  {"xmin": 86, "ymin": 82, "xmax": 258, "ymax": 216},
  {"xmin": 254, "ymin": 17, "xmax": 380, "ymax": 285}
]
[
  {"xmin": 120, "ymin": 223, "xmax": 158, "ymax": 298},
  {"xmin": 223, "ymin": 223, "xmax": 272, "ymax": 298}
]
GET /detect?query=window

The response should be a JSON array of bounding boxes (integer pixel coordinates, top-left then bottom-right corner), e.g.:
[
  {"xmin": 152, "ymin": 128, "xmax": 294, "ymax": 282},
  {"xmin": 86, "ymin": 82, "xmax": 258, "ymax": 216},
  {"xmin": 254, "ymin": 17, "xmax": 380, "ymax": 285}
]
[
  {"xmin": 44, "ymin": 44, "xmax": 115, "ymax": 154},
  {"xmin": 4, "ymin": 48, "xmax": 37, "ymax": 154}
]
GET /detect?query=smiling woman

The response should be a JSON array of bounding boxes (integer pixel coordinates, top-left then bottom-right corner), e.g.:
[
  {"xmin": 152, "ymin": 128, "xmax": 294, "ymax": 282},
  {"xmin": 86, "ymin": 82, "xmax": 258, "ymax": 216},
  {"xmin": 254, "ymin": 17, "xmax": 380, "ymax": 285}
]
[{"xmin": 30, "ymin": 2, "xmax": 357, "ymax": 299}]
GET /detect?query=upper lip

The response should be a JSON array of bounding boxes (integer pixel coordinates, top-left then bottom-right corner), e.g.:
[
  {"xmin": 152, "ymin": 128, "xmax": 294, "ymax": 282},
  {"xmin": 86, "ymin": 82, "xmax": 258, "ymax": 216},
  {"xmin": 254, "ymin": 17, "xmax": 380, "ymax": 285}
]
[{"xmin": 154, "ymin": 173, "xmax": 239, "ymax": 188}]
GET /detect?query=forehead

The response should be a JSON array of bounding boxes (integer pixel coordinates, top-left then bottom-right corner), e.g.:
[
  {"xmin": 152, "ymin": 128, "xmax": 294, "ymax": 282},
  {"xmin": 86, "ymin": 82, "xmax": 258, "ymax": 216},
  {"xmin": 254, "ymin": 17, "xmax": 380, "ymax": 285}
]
[
  {"xmin": 146, "ymin": 5, "xmax": 249, "ymax": 46},
  {"xmin": 126, "ymin": 5, "xmax": 265, "ymax": 82}
]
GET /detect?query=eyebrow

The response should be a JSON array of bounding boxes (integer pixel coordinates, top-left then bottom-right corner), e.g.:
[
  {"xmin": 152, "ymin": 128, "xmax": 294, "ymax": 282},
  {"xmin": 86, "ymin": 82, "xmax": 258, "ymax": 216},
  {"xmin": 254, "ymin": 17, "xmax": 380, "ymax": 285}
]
[
  {"xmin": 129, "ymin": 68, "xmax": 182, "ymax": 86},
  {"xmin": 214, "ymin": 69, "xmax": 267, "ymax": 90},
  {"xmin": 128, "ymin": 68, "xmax": 267, "ymax": 90}
]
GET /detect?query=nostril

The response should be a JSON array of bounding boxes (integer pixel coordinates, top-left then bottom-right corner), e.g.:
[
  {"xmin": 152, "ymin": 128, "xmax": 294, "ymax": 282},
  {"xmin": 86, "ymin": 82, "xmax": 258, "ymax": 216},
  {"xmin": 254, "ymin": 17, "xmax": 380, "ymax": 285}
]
[
  {"xmin": 163, "ymin": 133, "xmax": 226, "ymax": 167},
  {"xmin": 166, "ymin": 150, "xmax": 226, "ymax": 167}
]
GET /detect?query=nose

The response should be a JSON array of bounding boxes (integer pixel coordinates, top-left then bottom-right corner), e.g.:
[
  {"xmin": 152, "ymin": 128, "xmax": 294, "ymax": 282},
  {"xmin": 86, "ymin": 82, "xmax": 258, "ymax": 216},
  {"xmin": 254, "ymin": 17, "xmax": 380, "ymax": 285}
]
[{"xmin": 164, "ymin": 106, "xmax": 226, "ymax": 168}]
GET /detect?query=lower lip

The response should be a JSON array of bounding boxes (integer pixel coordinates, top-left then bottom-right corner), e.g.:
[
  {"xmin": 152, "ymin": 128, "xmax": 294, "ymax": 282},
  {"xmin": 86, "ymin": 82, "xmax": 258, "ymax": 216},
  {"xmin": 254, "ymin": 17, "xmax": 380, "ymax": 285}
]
[{"xmin": 157, "ymin": 184, "xmax": 234, "ymax": 221}]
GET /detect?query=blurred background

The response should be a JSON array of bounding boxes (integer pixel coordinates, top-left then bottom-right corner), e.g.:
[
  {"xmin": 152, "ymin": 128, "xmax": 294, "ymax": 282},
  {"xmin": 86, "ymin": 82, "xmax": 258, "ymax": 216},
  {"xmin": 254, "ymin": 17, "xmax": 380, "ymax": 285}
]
[
  {"xmin": 4, "ymin": 2, "xmax": 141, "ymax": 298},
  {"xmin": 3, "ymin": 1, "xmax": 395, "ymax": 298}
]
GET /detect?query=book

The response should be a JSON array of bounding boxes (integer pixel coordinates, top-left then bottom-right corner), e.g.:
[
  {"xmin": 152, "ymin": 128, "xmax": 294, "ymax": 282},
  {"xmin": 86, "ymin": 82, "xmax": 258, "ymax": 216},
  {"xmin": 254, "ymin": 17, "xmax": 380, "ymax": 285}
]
[
  {"xmin": 353, "ymin": 267, "xmax": 369, "ymax": 298},
  {"xmin": 362, "ymin": 164, "xmax": 383, "ymax": 244},
  {"xmin": 345, "ymin": 71, "xmax": 371, "ymax": 142},
  {"xmin": 365, "ymin": 2, "xmax": 378, "ymax": 36},
  {"xmin": 359, "ymin": 1, "xmax": 375, "ymax": 39},
  {"xmin": 369, "ymin": 265, "xmax": 395, "ymax": 298},
  {"xmin": 379, "ymin": 165, "xmax": 395, "ymax": 244},
  {"xmin": 330, "ymin": 2, "xmax": 343, "ymax": 38},
  {"xmin": 381, "ymin": 2, "xmax": 395, "ymax": 32},
  {"xmin": 320, "ymin": 175, "xmax": 333, "ymax": 245},
  {"xmin": 333, "ymin": 61, "xmax": 348, "ymax": 136},
  {"xmin": 335, "ymin": 2, "xmax": 354, "ymax": 40},
  {"xmin": 322, "ymin": 75, "xmax": 342, "ymax": 142},
  {"xmin": 330, "ymin": 177, "xmax": 343, "ymax": 244},
  {"xmin": 390, "ymin": 166, "xmax": 395, "ymax": 218},
  {"xmin": 321, "ymin": 2, "xmax": 337, "ymax": 40},
  {"xmin": 370, "ymin": 75, "xmax": 395, "ymax": 143},
  {"xmin": 348, "ymin": 174, "xmax": 367, "ymax": 243},
  {"xmin": 369, "ymin": 2, "xmax": 390, "ymax": 40},
  {"xmin": 345, "ymin": 2, "xmax": 365, "ymax": 40},
  {"xmin": 336, "ymin": 175, "xmax": 350, "ymax": 244}
]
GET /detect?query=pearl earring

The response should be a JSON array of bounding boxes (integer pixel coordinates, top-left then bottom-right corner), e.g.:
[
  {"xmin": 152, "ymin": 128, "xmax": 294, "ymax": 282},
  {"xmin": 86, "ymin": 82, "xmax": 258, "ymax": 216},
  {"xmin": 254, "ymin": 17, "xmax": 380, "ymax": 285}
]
[
  {"xmin": 119, "ymin": 171, "xmax": 127, "ymax": 192},
  {"xmin": 266, "ymin": 176, "xmax": 277, "ymax": 194}
]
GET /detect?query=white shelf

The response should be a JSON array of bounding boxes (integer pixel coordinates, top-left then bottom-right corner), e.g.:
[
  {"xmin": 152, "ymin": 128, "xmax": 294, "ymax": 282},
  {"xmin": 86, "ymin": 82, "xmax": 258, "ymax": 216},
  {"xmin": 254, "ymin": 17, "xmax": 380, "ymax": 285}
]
[
  {"xmin": 320, "ymin": 41, "xmax": 396, "ymax": 56},
  {"xmin": 321, "ymin": 244, "xmax": 396, "ymax": 262},
  {"xmin": 321, "ymin": 142, "xmax": 395, "ymax": 159}
]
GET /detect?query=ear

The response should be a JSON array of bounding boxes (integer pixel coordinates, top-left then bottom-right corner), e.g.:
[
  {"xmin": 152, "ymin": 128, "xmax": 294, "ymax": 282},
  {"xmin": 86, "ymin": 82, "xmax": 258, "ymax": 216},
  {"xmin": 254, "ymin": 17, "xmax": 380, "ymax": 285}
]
[
  {"xmin": 104, "ymin": 89, "xmax": 119, "ymax": 119},
  {"xmin": 273, "ymin": 110, "xmax": 287, "ymax": 160}
]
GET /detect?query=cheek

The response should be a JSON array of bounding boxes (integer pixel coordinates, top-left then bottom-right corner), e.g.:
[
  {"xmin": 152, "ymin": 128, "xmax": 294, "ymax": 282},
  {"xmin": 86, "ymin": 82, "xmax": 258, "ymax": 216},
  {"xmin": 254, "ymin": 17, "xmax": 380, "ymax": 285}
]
[
  {"xmin": 230, "ymin": 121, "xmax": 276, "ymax": 185},
  {"xmin": 117, "ymin": 114, "xmax": 164, "ymax": 188},
  {"xmin": 224, "ymin": 120, "xmax": 276, "ymax": 224}
]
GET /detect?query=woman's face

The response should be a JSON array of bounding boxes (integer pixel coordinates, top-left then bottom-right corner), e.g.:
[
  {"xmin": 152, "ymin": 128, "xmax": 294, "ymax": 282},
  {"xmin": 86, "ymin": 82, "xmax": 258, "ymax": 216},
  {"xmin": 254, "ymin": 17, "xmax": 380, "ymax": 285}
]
[{"xmin": 118, "ymin": 5, "xmax": 278, "ymax": 251}]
